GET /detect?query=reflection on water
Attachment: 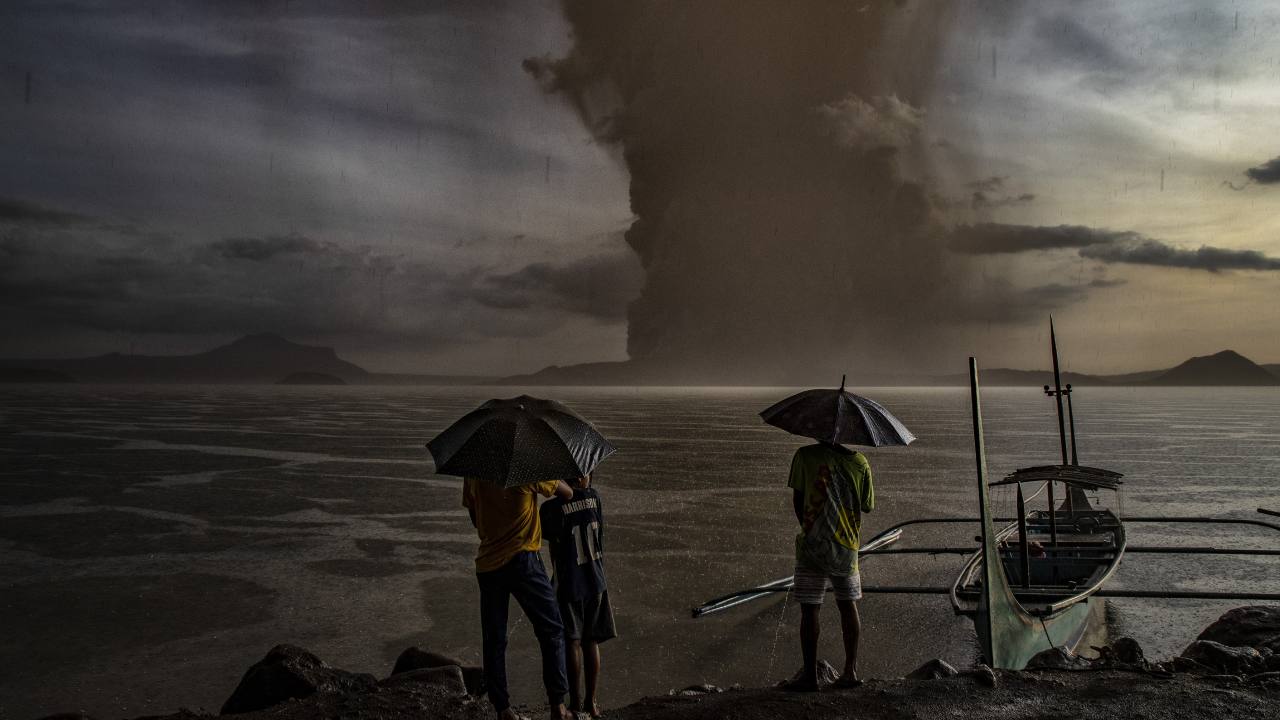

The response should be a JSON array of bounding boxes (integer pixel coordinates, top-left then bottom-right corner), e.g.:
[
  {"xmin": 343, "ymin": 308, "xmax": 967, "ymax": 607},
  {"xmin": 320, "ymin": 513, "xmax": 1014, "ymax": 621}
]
[{"xmin": 1, "ymin": 384, "xmax": 1278, "ymax": 718}]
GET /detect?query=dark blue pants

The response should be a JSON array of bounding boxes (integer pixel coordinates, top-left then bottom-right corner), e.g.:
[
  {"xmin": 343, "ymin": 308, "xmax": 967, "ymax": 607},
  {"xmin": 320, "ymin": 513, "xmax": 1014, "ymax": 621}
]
[{"xmin": 477, "ymin": 551, "xmax": 568, "ymax": 712}]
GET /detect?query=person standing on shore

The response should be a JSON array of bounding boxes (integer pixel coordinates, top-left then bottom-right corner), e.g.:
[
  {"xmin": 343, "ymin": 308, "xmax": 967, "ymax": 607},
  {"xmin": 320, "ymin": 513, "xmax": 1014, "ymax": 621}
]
[
  {"xmin": 540, "ymin": 474, "xmax": 616, "ymax": 718},
  {"xmin": 781, "ymin": 440, "xmax": 875, "ymax": 691},
  {"xmin": 464, "ymin": 477, "xmax": 577, "ymax": 720}
]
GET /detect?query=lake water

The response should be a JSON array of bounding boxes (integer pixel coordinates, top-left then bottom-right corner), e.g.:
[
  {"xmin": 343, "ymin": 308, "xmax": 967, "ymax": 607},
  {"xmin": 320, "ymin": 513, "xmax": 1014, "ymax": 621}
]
[{"xmin": 2, "ymin": 384, "xmax": 1278, "ymax": 718}]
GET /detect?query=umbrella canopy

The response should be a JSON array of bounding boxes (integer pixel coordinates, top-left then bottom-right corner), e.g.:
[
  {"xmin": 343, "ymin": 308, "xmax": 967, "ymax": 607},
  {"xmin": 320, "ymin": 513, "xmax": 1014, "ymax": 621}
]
[
  {"xmin": 760, "ymin": 377, "xmax": 916, "ymax": 447},
  {"xmin": 426, "ymin": 395, "xmax": 616, "ymax": 487}
]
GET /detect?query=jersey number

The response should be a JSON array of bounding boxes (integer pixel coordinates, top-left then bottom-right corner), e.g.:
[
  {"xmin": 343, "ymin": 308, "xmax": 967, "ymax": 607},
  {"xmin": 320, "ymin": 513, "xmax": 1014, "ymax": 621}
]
[{"xmin": 571, "ymin": 521, "xmax": 602, "ymax": 565}]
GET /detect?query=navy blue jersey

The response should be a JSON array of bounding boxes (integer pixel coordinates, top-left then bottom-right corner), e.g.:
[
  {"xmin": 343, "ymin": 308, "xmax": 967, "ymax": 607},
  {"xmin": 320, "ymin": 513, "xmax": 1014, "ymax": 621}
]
[{"xmin": 539, "ymin": 487, "xmax": 607, "ymax": 602}]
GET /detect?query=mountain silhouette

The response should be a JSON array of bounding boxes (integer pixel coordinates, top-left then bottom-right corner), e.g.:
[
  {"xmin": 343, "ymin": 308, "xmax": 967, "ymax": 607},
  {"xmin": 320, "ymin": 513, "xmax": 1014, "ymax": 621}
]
[
  {"xmin": 0, "ymin": 334, "xmax": 369, "ymax": 384},
  {"xmin": 1143, "ymin": 350, "xmax": 1278, "ymax": 386}
]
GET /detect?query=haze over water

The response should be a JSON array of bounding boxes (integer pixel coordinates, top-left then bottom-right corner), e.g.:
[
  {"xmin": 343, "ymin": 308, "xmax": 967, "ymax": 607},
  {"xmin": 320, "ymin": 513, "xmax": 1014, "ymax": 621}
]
[{"xmin": 2, "ymin": 384, "xmax": 1278, "ymax": 719}]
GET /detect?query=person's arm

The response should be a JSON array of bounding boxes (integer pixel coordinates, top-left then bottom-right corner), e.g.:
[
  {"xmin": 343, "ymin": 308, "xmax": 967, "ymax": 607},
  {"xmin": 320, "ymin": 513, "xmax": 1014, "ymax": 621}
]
[
  {"xmin": 787, "ymin": 450, "xmax": 807, "ymax": 527},
  {"xmin": 595, "ymin": 491, "xmax": 605, "ymax": 553},
  {"xmin": 553, "ymin": 479, "xmax": 573, "ymax": 501},
  {"xmin": 461, "ymin": 480, "xmax": 477, "ymax": 528},
  {"xmin": 860, "ymin": 457, "xmax": 875, "ymax": 514}
]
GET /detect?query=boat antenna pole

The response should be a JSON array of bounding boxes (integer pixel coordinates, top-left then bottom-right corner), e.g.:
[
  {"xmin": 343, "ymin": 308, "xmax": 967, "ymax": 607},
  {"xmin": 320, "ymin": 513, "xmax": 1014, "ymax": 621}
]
[{"xmin": 1065, "ymin": 383, "xmax": 1079, "ymax": 465}]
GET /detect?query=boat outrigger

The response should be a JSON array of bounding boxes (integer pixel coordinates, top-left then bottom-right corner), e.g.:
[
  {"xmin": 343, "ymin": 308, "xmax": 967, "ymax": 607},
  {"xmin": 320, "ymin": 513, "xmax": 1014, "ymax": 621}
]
[{"xmin": 693, "ymin": 321, "xmax": 1280, "ymax": 670}]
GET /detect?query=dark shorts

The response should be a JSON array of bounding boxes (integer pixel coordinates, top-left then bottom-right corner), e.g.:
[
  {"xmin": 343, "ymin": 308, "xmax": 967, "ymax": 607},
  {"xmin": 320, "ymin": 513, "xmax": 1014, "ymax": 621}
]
[{"xmin": 559, "ymin": 590, "xmax": 617, "ymax": 643}]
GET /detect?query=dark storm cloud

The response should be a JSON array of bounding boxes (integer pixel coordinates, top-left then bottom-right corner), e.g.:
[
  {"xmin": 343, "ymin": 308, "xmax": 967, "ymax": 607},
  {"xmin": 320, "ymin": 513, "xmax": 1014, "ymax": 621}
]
[
  {"xmin": 949, "ymin": 223, "xmax": 1130, "ymax": 254},
  {"xmin": 476, "ymin": 251, "xmax": 643, "ymax": 321},
  {"xmin": 1080, "ymin": 240, "xmax": 1280, "ymax": 272},
  {"xmin": 0, "ymin": 0, "xmax": 473, "ymax": 20},
  {"xmin": 971, "ymin": 192, "xmax": 1035, "ymax": 211},
  {"xmin": 950, "ymin": 222, "xmax": 1280, "ymax": 273},
  {"xmin": 0, "ymin": 206, "xmax": 628, "ymax": 352},
  {"xmin": 1244, "ymin": 157, "xmax": 1280, "ymax": 185},
  {"xmin": 967, "ymin": 176, "xmax": 1007, "ymax": 193},
  {"xmin": 0, "ymin": 196, "xmax": 89, "ymax": 226},
  {"xmin": 212, "ymin": 234, "xmax": 328, "ymax": 261}
]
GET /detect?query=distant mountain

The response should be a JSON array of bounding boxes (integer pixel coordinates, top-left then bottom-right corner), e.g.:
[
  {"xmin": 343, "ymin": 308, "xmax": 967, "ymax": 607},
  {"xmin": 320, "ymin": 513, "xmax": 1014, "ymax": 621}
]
[
  {"xmin": 277, "ymin": 371, "xmax": 346, "ymax": 385},
  {"xmin": 0, "ymin": 367, "xmax": 76, "ymax": 383},
  {"xmin": 929, "ymin": 368, "xmax": 1110, "ymax": 388},
  {"xmin": 0, "ymin": 334, "xmax": 370, "ymax": 384},
  {"xmin": 366, "ymin": 373, "xmax": 496, "ymax": 386},
  {"xmin": 1142, "ymin": 350, "xmax": 1279, "ymax": 386},
  {"xmin": 498, "ymin": 361, "xmax": 643, "ymax": 386},
  {"xmin": 500, "ymin": 352, "xmax": 1280, "ymax": 387},
  {"xmin": 1097, "ymin": 368, "xmax": 1169, "ymax": 384}
]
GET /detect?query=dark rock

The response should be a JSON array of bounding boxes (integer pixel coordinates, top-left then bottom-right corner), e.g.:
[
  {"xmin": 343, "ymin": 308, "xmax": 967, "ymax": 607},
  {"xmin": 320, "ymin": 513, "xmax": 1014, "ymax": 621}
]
[
  {"xmin": 1205, "ymin": 674, "xmax": 1243, "ymax": 684},
  {"xmin": 1267, "ymin": 654, "xmax": 1280, "ymax": 672},
  {"xmin": 1248, "ymin": 671, "xmax": 1280, "ymax": 684},
  {"xmin": 1196, "ymin": 606, "xmax": 1280, "ymax": 653},
  {"xmin": 972, "ymin": 664, "xmax": 998, "ymax": 688},
  {"xmin": 1093, "ymin": 637, "xmax": 1149, "ymax": 669},
  {"xmin": 391, "ymin": 647, "xmax": 485, "ymax": 696},
  {"xmin": 1171, "ymin": 656, "xmax": 1213, "ymax": 674},
  {"xmin": 906, "ymin": 659, "xmax": 958, "ymax": 680},
  {"xmin": 1180, "ymin": 640, "xmax": 1265, "ymax": 675},
  {"xmin": 220, "ymin": 644, "xmax": 378, "ymax": 715},
  {"xmin": 1026, "ymin": 647, "xmax": 1093, "ymax": 671},
  {"xmin": 33, "ymin": 714, "xmax": 100, "ymax": 720},
  {"xmin": 380, "ymin": 666, "xmax": 467, "ymax": 696},
  {"xmin": 672, "ymin": 684, "xmax": 724, "ymax": 696},
  {"xmin": 1111, "ymin": 636, "xmax": 1145, "ymax": 665}
]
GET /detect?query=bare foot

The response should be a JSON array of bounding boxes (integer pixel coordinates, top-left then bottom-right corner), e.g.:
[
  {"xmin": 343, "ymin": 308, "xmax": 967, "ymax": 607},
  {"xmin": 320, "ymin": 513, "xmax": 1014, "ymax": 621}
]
[
  {"xmin": 778, "ymin": 676, "xmax": 820, "ymax": 692},
  {"xmin": 587, "ymin": 699, "xmax": 603, "ymax": 718},
  {"xmin": 497, "ymin": 709, "xmax": 528, "ymax": 720},
  {"xmin": 551, "ymin": 703, "xmax": 575, "ymax": 720},
  {"xmin": 831, "ymin": 673, "xmax": 863, "ymax": 689}
]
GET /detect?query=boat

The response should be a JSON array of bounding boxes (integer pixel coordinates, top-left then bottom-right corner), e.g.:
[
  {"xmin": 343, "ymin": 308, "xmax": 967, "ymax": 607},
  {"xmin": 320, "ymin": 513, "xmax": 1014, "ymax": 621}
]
[{"xmin": 954, "ymin": 354, "xmax": 1126, "ymax": 668}]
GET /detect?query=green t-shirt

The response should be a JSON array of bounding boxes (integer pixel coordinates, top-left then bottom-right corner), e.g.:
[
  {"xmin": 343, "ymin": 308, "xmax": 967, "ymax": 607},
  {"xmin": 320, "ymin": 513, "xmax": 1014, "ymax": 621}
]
[{"xmin": 787, "ymin": 443, "xmax": 875, "ymax": 576}]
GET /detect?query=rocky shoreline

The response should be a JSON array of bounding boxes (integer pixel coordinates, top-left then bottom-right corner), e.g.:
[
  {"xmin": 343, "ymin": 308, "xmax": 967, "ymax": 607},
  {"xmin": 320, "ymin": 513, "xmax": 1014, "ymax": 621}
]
[{"xmin": 33, "ymin": 607, "xmax": 1280, "ymax": 720}]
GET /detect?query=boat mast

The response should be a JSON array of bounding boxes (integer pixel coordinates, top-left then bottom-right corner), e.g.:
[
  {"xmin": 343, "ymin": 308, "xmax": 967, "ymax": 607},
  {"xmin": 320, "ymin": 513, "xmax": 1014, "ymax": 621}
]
[
  {"xmin": 1048, "ymin": 317, "xmax": 1069, "ymax": 464},
  {"xmin": 1045, "ymin": 318, "xmax": 1067, "ymax": 545}
]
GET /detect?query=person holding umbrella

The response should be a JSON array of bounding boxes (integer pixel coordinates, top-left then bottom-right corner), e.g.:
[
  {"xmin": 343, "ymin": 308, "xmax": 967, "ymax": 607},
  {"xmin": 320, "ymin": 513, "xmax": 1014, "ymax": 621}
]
[
  {"xmin": 428, "ymin": 396, "xmax": 616, "ymax": 720},
  {"xmin": 760, "ymin": 377, "xmax": 915, "ymax": 692}
]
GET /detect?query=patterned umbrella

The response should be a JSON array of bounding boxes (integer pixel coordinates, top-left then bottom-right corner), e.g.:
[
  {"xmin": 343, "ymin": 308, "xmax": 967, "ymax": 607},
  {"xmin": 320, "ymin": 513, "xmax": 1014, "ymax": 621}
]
[
  {"xmin": 760, "ymin": 376, "xmax": 916, "ymax": 447},
  {"xmin": 426, "ymin": 395, "xmax": 616, "ymax": 487}
]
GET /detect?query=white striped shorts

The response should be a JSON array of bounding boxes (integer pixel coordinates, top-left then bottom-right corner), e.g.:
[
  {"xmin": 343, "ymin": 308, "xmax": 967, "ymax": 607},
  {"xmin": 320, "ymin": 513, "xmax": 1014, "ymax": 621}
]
[{"xmin": 791, "ymin": 564, "xmax": 862, "ymax": 605}]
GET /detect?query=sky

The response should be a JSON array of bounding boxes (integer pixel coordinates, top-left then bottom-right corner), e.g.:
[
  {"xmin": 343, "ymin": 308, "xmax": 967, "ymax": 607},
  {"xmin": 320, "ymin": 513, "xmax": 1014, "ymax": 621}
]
[{"xmin": 2, "ymin": 0, "xmax": 1279, "ymax": 378}]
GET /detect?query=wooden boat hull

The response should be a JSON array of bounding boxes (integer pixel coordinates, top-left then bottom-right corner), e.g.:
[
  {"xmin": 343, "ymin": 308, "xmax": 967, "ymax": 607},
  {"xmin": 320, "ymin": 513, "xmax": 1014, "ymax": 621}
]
[{"xmin": 971, "ymin": 596, "xmax": 1098, "ymax": 669}]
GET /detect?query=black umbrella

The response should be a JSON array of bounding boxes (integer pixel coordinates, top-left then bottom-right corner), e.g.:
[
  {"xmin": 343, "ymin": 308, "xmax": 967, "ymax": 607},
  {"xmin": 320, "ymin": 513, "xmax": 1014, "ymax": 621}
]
[
  {"xmin": 426, "ymin": 395, "xmax": 616, "ymax": 487},
  {"xmin": 760, "ymin": 376, "xmax": 916, "ymax": 447}
]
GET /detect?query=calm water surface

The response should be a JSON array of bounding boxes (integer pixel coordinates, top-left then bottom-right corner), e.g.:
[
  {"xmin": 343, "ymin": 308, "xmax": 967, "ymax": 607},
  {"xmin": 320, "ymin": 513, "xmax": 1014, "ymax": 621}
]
[{"xmin": 1, "ymin": 384, "xmax": 1278, "ymax": 718}]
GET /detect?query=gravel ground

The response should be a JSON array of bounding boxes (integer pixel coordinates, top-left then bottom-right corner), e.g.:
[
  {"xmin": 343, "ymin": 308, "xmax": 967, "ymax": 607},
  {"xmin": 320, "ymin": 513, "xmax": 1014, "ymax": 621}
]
[{"xmin": 106, "ymin": 668, "xmax": 1278, "ymax": 720}]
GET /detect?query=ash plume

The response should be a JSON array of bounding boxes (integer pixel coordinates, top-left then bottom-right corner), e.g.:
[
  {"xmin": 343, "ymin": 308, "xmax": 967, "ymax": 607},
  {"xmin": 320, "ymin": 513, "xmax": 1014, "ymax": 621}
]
[{"xmin": 525, "ymin": 1, "xmax": 990, "ymax": 381}]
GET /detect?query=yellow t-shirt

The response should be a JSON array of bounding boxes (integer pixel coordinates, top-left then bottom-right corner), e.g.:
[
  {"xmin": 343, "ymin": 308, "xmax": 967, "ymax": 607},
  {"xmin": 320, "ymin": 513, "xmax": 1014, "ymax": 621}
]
[{"xmin": 462, "ymin": 478, "xmax": 560, "ymax": 572}]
